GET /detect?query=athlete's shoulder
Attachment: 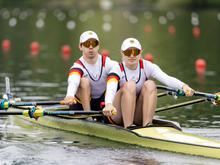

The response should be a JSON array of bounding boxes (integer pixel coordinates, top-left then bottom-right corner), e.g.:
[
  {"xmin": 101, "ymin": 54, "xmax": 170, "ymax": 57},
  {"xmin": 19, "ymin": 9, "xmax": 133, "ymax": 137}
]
[
  {"xmin": 109, "ymin": 62, "xmax": 121, "ymax": 74},
  {"xmin": 104, "ymin": 56, "xmax": 118, "ymax": 67},
  {"xmin": 104, "ymin": 55, "xmax": 114, "ymax": 62},
  {"xmin": 70, "ymin": 57, "xmax": 84, "ymax": 69},
  {"xmin": 142, "ymin": 59, "xmax": 162, "ymax": 78},
  {"xmin": 110, "ymin": 59, "xmax": 119, "ymax": 65},
  {"xmin": 142, "ymin": 58, "xmax": 158, "ymax": 68}
]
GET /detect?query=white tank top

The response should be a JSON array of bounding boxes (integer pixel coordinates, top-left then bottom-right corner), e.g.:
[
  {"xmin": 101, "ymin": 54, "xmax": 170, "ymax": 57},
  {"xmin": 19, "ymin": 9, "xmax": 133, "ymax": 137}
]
[
  {"xmin": 119, "ymin": 59, "xmax": 147, "ymax": 94},
  {"xmin": 105, "ymin": 58, "xmax": 185, "ymax": 104},
  {"xmin": 67, "ymin": 55, "xmax": 117, "ymax": 99}
]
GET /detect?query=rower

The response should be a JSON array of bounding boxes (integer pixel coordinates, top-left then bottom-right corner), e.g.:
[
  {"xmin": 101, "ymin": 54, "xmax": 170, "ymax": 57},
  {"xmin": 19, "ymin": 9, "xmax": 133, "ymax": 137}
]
[
  {"xmin": 103, "ymin": 38, "xmax": 194, "ymax": 128},
  {"xmin": 62, "ymin": 31, "xmax": 117, "ymax": 120}
]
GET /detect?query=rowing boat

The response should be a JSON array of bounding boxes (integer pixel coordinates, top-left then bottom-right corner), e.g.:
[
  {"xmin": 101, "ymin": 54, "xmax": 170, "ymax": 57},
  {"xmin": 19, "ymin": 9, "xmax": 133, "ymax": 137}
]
[
  {"xmin": 2, "ymin": 77, "xmax": 220, "ymax": 159},
  {"xmin": 9, "ymin": 105, "xmax": 220, "ymax": 159}
]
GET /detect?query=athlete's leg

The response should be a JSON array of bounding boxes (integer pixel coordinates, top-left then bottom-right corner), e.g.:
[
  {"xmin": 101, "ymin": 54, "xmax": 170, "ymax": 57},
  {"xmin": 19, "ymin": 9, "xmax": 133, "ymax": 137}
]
[
  {"xmin": 75, "ymin": 77, "xmax": 91, "ymax": 111},
  {"xmin": 133, "ymin": 95, "xmax": 142, "ymax": 126},
  {"xmin": 134, "ymin": 80, "xmax": 157, "ymax": 126},
  {"xmin": 112, "ymin": 81, "xmax": 136, "ymax": 128},
  {"xmin": 109, "ymin": 89, "xmax": 123, "ymax": 125}
]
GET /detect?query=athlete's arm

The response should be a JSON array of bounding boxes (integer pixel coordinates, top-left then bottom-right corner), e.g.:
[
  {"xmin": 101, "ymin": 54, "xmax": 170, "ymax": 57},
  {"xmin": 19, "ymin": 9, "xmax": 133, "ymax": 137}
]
[
  {"xmin": 105, "ymin": 72, "xmax": 120, "ymax": 104},
  {"xmin": 145, "ymin": 61, "xmax": 185, "ymax": 89},
  {"xmin": 66, "ymin": 67, "xmax": 83, "ymax": 97}
]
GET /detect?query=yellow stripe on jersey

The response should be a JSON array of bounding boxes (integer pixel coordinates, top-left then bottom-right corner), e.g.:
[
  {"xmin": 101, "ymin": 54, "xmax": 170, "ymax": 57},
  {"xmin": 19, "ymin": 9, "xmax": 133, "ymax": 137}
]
[
  {"xmin": 107, "ymin": 73, "xmax": 120, "ymax": 84},
  {"xmin": 69, "ymin": 71, "xmax": 81, "ymax": 76},
  {"xmin": 107, "ymin": 77, "xmax": 119, "ymax": 84},
  {"xmin": 68, "ymin": 68, "xmax": 83, "ymax": 77}
]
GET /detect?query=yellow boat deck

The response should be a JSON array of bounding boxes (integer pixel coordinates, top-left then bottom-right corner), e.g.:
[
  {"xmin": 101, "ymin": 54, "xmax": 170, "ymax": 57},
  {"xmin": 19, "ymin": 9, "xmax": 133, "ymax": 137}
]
[{"xmin": 13, "ymin": 112, "xmax": 220, "ymax": 160}]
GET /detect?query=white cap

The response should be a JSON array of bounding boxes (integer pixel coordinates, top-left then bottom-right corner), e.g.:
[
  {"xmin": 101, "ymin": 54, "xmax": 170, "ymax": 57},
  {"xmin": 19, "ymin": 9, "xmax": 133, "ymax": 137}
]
[
  {"xmin": 79, "ymin": 31, "xmax": 99, "ymax": 43},
  {"xmin": 121, "ymin": 38, "xmax": 142, "ymax": 51}
]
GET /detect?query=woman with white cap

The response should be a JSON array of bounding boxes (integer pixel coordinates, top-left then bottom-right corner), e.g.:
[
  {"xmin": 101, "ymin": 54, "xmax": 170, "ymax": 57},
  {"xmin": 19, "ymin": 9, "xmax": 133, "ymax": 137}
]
[
  {"xmin": 103, "ymin": 38, "xmax": 194, "ymax": 128},
  {"xmin": 63, "ymin": 30, "xmax": 117, "ymax": 116}
]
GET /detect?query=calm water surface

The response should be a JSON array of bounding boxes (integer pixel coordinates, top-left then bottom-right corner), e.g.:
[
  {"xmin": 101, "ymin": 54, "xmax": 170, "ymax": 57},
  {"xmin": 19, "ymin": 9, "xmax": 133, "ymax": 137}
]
[
  {"xmin": 0, "ymin": 116, "xmax": 220, "ymax": 165},
  {"xmin": 0, "ymin": 5, "xmax": 220, "ymax": 165}
]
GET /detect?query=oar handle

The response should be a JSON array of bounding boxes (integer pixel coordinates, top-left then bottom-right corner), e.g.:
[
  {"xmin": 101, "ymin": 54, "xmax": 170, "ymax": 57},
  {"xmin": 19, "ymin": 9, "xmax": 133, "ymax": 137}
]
[
  {"xmin": 157, "ymin": 85, "xmax": 219, "ymax": 101},
  {"xmin": 157, "ymin": 85, "xmax": 185, "ymax": 96}
]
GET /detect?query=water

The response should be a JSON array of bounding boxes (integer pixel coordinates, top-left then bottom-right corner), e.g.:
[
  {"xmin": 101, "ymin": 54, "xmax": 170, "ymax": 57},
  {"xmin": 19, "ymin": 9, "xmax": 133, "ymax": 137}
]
[
  {"xmin": 0, "ymin": 4, "xmax": 220, "ymax": 164},
  {"xmin": 1, "ymin": 116, "xmax": 220, "ymax": 165}
]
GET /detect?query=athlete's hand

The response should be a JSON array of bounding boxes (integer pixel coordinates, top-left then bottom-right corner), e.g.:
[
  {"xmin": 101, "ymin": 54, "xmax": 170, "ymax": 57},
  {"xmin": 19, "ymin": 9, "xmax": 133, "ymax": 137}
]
[
  {"xmin": 182, "ymin": 84, "xmax": 194, "ymax": 96},
  {"xmin": 103, "ymin": 103, "xmax": 117, "ymax": 116},
  {"xmin": 61, "ymin": 96, "xmax": 77, "ymax": 105}
]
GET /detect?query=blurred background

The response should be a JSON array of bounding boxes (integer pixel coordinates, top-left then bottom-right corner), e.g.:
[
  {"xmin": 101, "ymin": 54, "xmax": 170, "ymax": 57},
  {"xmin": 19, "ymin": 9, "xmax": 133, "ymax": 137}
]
[
  {"xmin": 0, "ymin": 0, "xmax": 220, "ymax": 127},
  {"xmin": 1, "ymin": 1, "xmax": 220, "ymax": 164}
]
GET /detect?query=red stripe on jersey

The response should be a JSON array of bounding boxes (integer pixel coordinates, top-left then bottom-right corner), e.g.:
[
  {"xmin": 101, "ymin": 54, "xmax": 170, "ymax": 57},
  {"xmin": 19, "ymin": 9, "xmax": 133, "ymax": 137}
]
[
  {"xmin": 75, "ymin": 60, "xmax": 83, "ymax": 66},
  {"xmin": 69, "ymin": 68, "xmax": 83, "ymax": 77},
  {"xmin": 107, "ymin": 75, "xmax": 119, "ymax": 81},
  {"xmin": 140, "ymin": 59, "xmax": 144, "ymax": 69},
  {"xmin": 119, "ymin": 63, "xmax": 124, "ymax": 71},
  {"xmin": 102, "ymin": 55, "xmax": 107, "ymax": 67}
]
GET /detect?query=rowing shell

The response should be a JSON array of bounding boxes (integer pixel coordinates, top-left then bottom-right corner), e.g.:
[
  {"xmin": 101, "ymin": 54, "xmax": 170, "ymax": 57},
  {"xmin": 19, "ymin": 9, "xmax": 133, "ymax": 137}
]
[{"xmin": 9, "ymin": 106, "xmax": 220, "ymax": 159}]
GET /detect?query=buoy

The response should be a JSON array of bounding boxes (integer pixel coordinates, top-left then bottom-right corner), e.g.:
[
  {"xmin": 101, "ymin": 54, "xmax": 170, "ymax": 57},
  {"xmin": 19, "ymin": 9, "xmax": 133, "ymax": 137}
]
[
  {"xmin": 100, "ymin": 49, "xmax": 110, "ymax": 57},
  {"xmin": 61, "ymin": 45, "xmax": 72, "ymax": 60},
  {"xmin": 144, "ymin": 24, "xmax": 152, "ymax": 33},
  {"xmin": 30, "ymin": 41, "xmax": 40, "ymax": 56},
  {"xmin": 144, "ymin": 53, "xmax": 153, "ymax": 62},
  {"xmin": 192, "ymin": 26, "xmax": 201, "ymax": 39},
  {"xmin": 195, "ymin": 58, "xmax": 206, "ymax": 75},
  {"xmin": 168, "ymin": 25, "xmax": 176, "ymax": 35},
  {"xmin": 2, "ymin": 39, "xmax": 11, "ymax": 53}
]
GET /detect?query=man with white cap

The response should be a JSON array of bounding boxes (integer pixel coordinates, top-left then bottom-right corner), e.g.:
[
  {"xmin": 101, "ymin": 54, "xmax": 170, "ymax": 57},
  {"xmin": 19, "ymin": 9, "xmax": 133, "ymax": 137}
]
[
  {"xmin": 63, "ymin": 30, "xmax": 117, "ymax": 115},
  {"xmin": 103, "ymin": 37, "xmax": 194, "ymax": 128}
]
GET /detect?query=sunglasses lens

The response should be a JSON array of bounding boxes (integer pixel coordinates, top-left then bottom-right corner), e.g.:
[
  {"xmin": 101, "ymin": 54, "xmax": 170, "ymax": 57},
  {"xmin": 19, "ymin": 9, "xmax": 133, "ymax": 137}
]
[
  {"xmin": 123, "ymin": 48, "xmax": 140, "ymax": 57},
  {"xmin": 82, "ymin": 40, "xmax": 99, "ymax": 48}
]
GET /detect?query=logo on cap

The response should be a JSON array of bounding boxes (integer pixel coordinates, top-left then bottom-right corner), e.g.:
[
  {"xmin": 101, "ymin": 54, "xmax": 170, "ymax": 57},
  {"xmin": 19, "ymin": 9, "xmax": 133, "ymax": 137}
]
[
  {"xmin": 89, "ymin": 32, "xmax": 93, "ymax": 35},
  {"xmin": 130, "ymin": 39, "xmax": 135, "ymax": 44}
]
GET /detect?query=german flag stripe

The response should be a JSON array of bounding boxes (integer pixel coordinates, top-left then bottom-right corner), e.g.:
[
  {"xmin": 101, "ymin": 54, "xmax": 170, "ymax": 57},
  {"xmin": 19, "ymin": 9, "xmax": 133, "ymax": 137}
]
[
  {"xmin": 69, "ymin": 68, "xmax": 83, "ymax": 77},
  {"xmin": 107, "ymin": 78, "xmax": 119, "ymax": 84},
  {"xmin": 107, "ymin": 73, "xmax": 120, "ymax": 81},
  {"xmin": 107, "ymin": 73, "xmax": 120, "ymax": 80}
]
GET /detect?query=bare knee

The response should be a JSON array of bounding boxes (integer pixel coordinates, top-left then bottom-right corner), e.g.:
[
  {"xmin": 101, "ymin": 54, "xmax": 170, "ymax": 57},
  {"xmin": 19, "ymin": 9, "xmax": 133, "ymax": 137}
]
[
  {"xmin": 80, "ymin": 77, "xmax": 90, "ymax": 90},
  {"xmin": 142, "ymin": 80, "xmax": 157, "ymax": 94},
  {"xmin": 122, "ymin": 81, "xmax": 136, "ymax": 95}
]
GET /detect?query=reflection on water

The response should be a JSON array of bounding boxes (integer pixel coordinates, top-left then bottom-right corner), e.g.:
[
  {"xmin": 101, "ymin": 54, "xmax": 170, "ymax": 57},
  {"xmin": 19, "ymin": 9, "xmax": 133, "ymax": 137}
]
[{"xmin": 0, "ymin": 116, "xmax": 220, "ymax": 165}]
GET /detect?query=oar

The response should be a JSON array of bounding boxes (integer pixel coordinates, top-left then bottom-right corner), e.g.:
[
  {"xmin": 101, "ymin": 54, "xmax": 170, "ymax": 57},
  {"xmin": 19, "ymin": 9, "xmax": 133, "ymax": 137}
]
[
  {"xmin": 157, "ymin": 92, "xmax": 167, "ymax": 98},
  {"xmin": 12, "ymin": 100, "xmax": 65, "ymax": 106},
  {"xmin": 156, "ymin": 98, "xmax": 206, "ymax": 113},
  {"xmin": 0, "ymin": 99, "xmax": 65, "ymax": 110},
  {"xmin": 0, "ymin": 109, "xmax": 103, "ymax": 119},
  {"xmin": 157, "ymin": 85, "xmax": 220, "ymax": 104}
]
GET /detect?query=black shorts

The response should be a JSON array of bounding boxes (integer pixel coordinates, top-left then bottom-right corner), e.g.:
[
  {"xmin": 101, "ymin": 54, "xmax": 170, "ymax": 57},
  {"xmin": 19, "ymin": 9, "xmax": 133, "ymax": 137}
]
[
  {"xmin": 69, "ymin": 93, "xmax": 105, "ymax": 111},
  {"xmin": 69, "ymin": 93, "xmax": 114, "ymax": 123}
]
